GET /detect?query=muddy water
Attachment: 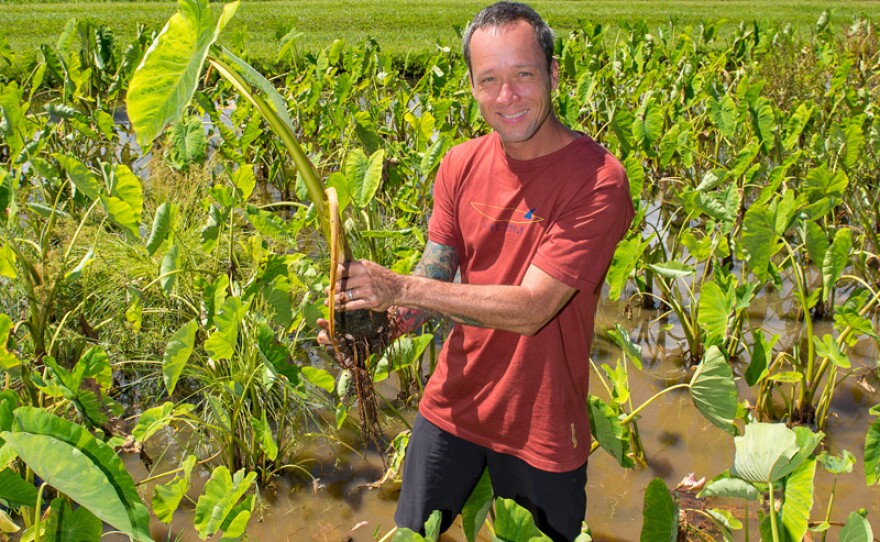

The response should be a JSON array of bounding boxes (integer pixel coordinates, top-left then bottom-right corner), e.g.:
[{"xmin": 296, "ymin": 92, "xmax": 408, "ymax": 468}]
[{"xmin": 126, "ymin": 294, "xmax": 879, "ymax": 541}]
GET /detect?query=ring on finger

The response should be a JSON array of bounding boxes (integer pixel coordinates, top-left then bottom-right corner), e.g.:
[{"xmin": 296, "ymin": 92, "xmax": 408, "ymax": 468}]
[{"xmin": 346, "ymin": 288, "xmax": 354, "ymax": 301}]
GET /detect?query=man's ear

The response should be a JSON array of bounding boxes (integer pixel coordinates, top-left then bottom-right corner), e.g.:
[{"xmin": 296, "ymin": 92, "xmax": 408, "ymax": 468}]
[{"xmin": 550, "ymin": 58, "xmax": 560, "ymax": 92}]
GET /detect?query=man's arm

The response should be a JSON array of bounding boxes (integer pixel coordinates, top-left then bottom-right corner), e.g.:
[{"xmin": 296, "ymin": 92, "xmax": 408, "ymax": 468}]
[
  {"xmin": 393, "ymin": 240, "xmax": 460, "ymax": 336},
  {"xmin": 338, "ymin": 246, "xmax": 576, "ymax": 337}
]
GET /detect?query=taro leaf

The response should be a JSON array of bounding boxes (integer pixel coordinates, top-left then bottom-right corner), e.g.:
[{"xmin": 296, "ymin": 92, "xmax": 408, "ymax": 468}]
[
  {"xmin": 732, "ymin": 423, "xmax": 802, "ymax": 484},
  {"xmin": 0, "ymin": 468, "xmax": 38, "ymax": 508},
  {"xmin": 865, "ymin": 417, "xmax": 880, "ymax": 486},
  {"xmin": 193, "ymin": 466, "xmax": 257, "ymax": 540},
  {"xmin": 0, "ymin": 391, "xmax": 18, "ymax": 437},
  {"xmin": 251, "ymin": 410, "xmax": 278, "ymax": 461},
  {"xmin": 345, "ymin": 148, "xmax": 385, "ymax": 208},
  {"xmin": 53, "ymin": 153, "xmax": 100, "ymax": 201},
  {"xmin": 204, "ymin": 296, "xmax": 245, "ymax": 360},
  {"xmin": 708, "ymin": 95, "xmax": 737, "ymax": 139},
  {"xmin": 375, "ymin": 334, "xmax": 434, "ymax": 384},
  {"xmin": 132, "ymin": 401, "xmax": 195, "ymax": 442},
  {"xmin": 263, "ymin": 275, "xmax": 292, "ymax": 329},
  {"xmin": 45, "ymin": 497, "xmax": 102, "ymax": 542},
  {"xmin": 689, "ymin": 346, "xmax": 737, "ymax": 434},
  {"xmin": 755, "ymin": 101, "xmax": 776, "ymax": 150},
  {"xmin": 0, "ymin": 243, "xmax": 15, "ymax": 279},
  {"xmin": 152, "ymin": 454, "xmax": 196, "ymax": 524},
  {"xmin": 126, "ymin": 0, "xmax": 240, "ymax": 149},
  {"xmin": 606, "ymin": 324, "xmax": 643, "ymax": 370},
  {"xmin": 640, "ymin": 478, "xmax": 678, "ymax": 542},
  {"xmin": 0, "ymin": 84, "xmax": 25, "ymax": 157},
  {"xmin": 781, "ymin": 457, "xmax": 816, "ymax": 542},
  {"xmin": 146, "ymin": 202, "xmax": 177, "ymax": 256},
  {"xmin": 461, "ymin": 469, "xmax": 492, "ymax": 542},
  {"xmin": 587, "ymin": 395, "xmax": 634, "ymax": 468},
  {"xmin": 741, "ymin": 201, "xmax": 777, "ymax": 282},
  {"xmin": 606, "ymin": 234, "xmax": 650, "ymax": 301},
  {"xmin": 0, "ymin": 407, "xmax": 151, "ymax": 542},
  {"xmin": 812, "ymin": 334, "xmax": 850, "ymax": 368},
  {"xmin": 232, "ymin": 164, "xmax": 256, "ymax": 202},
  {"xmin": 818, "ymin": 449, "xmax": 856, "ymax": 475},
  {"xmin": 64, "ymin": 248, "xmax": 94, "ymax": 282},
  {"xmin": 783, "ymin": 102, "xmax": 812, "ymax": 150},
  {"xmin": 803, "ymin": 164, "xmax": 848, "ymax": 204},
  {"xmin": 0, "ymin": 509, "xmax": 19, "ymax": 534},
  {"xmin": 421, "ymin": 134, "xmax": 451, "ymax": 178},
  {"xmin": 623, "ymin": 155, "xmax": 645, "ymax": 204},
  {"xmin": 843, "ymin": 120, "xmax": 866, "ymax": 171},
  {"xmin": 0, "ymin": 313, "xmax": 20, "ymax": 370},
  {"xmin": 647, "ymin": 261, "xmax": 694, "ymax": 279},
  {"xmin": 822, "ymin": 227, "xmax": 852, "ymax": 302},
  {"xmin": 705, "ymin": 509, "xmax": 738, "ymax": 541},
  {"xmin": 102, "ymin": 195, "xmax": 140, "ymax": 240},
  {"xmin": 697, "ymin": 280, "xmax": 735, "ymax": 347},
  {"xmin": 245, "ymin": 205, "xmax": 290, "ymax": 240},
  {"xmin": 160, "ymin": 244, "xmax": 181, "ymax": 295},
  {"xmin": 699, "ymin": 476, "xmax": 759, "ymax": 501},
  {"xmin": 610, "ymin": 109, "xmax": 634, "ymax": 155},
  {"xmin": 493, "ymin": 497, "xmax": 552, "ymax": 542},
  {"xmin": 803, "ymin": 220, "xmax": 828, "ymax": 266},
  {"xmin": 745, "ymin": 330, "xmax": 776, "ymax": 386},
  {"xmin": 110, "ymin": 164, "xmax": 144, "ymax": 233},
  {"xmin": 839, "ymin": 511, "xmax": 873, "ymax": 542},
  {"xmin": 167, "ymin": 116, "xmax": 207, "ymax": 170},
  {"xmin": 162, "ymin": 319, "xmax": 198, "ymax": 395},
  {"xmin": 392, "ymin": 510, "xmax": 442, "ymax": 542},
  {"xmin": 354, "ymin": 110, "xmax": 380, "ymax": 155},
  {"xmin": 301, "ymin": 366, "xmax": 335, "ymax": 393}
]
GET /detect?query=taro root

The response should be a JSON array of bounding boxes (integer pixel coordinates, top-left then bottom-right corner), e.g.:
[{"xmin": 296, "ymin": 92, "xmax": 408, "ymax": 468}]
[{"xmin": 332, "ymin": 308, "xmax": 391, "ymax": 447}]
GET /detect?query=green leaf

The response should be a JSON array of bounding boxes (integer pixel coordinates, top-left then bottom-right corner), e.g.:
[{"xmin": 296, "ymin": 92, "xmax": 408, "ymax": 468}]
[
  {"xmin": 781, "ymin": 457, "xmax": 815, "ymax": 542},
  {"xmin": 461, "ymin": 469, "xmax": 492, "ymax": 542},
  {"xmin": 640, "ymin": 478, "xmax": 678, "ymax": 542},
  {"xmin": 587, "ymin": 395, "xmax": 634, "ymax": 468},
  {"xmin": 804, "ymin": 220, "xmax": 829, "ymax": 267},
  {"xmin": 345, "ymin": 148, "xmax": 385, "ymax": 208},
  {"xmin": 160, "ymin": 244, "xmax": 181, "ymax": 295},
  {"xmin": 0, "ymin": 313, "xmax": 20, "ymax": 370},
  {"xmin": 697, "ymin": 280, "xmax": 735, "ymax": 347},
  {"xmin": 232, "ymin": 164, "xmax": 256, "ymax": 201},
  {"xmin": 353, "ymin": 110, "xmax": 380, "ymax": 155},
  {"xmin": 843, "ymin": 120, "xmax": 866, "ymax": 170},
  {"xmin": 812, "ymin": 334, "xmax": 850, "ymax": 369},
  {"xmin": 153, "ymin": 476, "xmax": 188, "ymax": 524},
  {"xmin": 375, "ymin": 334, "xmax": 433, "ymax": 383},
  {"xmin": 126, "ymin": 0, "xmax": 240, "ymax": 148},
  {"xmin": 708, "ymin": 95, "xmax": 737, "ymax": 138},
  {"xmin": 162, "ymin": 320, "xmax": 198, "ymax": 395},
  {"xmin": 865, "ymin": 417, "xmax": 880, "ymax": 485},
  {"xmin": 0, "ymin": 509, "xmax": 19, "ymax": 534},
  {"xmin": 45, "ymin": 498, "xmax": 102, "ymax": 542},
  {"xmin": 818, "ymin": 449, "xmax": 856, "ymax": 475},
  {"xmin": 839, "ymin": 511, "xmax": 874, "ymax": 542},
  {"xmin": 822, "ymin": 227, "xmax": 852, "ymax": 302},
  {"xmin": 251, "ymin": 410, "xmax": 278, "ymax": 461},
  {"xmin": 804, "ymin": 164, "xmax": 848, "ymax": 204},
  {"xmin": 146, "ymin": 202, "xmax": 176, "ymax": 256},
  {"xmin": 606, "ymin": 324, "xmax": 643, "ymax": 370},
  {"xmin": 110, "ymin": 164, "xmax": 144, "ymax": 232},
  {"xmin": 102, "ymin": 195, "xmax": 140, "ymax": 239},
  {"xmin": 301, "ymin": 366, "xmax": 335, "ymax": 393},
  {"xmin": 204, "ymin": 296, "xmax": 244, "ymax": 360},
  {"xmin": 1, "ymin": 407, "xmax": 151, "ymax": 541},
  {"xmin": 699, "ymin": 476, "xmax": 759, "ymax": 501},
  {"xmin": 64, "ymin": 248, "xmax": 95, "ymax": 282},
  {"xmin": 193, "ymin": 466, "xmax": 256, "ymax": 539},
  {"xmin": 132, "ymin": 402, "xmax": 195, "ymax": 442},
  {"xmin": 647, "ymin": 261, "xmax": 694, "ymax": 278},
  {"xmin": 742, "ymin": 202, "xmax": 778, "ymax": 281},
  {"xmin": 755, "ymin": 102, "xmax": 776, "ymax": 150},
  {"xmin": 732, "ymin": 423, "xmax": 802, "ymax": 484},
  {"xmin": 689, "ymin": 346, "xmax": 737, "ymax": 434},
  {"xmin": 745, "ymin": 331, "xmax": 776, "ymax": 387},
  {"xmin": 167, "ymin": 116, "xmax": 207, "ymax": 170},
  {"xmin": 0, "ymin": 244, "xmax": 17, "ymax": 279},
  {"xmin": 0, "ymin": 468, "xmax": 38, "ymax": 508},
  {"xmin": 54, "ymin": 153, "xmax": 100, "ymax": 201},
  {"xmin": 493, "ymin": 497, "xmax": 552, "ymax": 541},
  {"xmin": 606, "ymin": 235, "xmax": 649, "ymax": 301}
]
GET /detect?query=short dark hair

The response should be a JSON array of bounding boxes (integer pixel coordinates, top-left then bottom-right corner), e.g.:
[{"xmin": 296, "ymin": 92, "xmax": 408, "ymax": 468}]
[{"xmin": 462, "ymin": 2, "xmax": 556, "ymax": 74}]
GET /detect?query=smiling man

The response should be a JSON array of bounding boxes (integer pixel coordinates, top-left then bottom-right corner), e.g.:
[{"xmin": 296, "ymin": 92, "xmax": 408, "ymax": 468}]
[{"xmin": 328, "ymin": 2, "xmax": 634, "ymax": 540}]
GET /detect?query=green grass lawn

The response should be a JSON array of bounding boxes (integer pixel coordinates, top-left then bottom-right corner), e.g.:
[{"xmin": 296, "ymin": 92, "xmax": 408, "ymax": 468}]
[{"xmin": 1, "ymin": 0, "xmax": 878, "ymax": 65}]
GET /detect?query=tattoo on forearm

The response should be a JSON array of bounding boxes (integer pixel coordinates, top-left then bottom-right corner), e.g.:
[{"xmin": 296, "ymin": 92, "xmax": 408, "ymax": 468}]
[{"xmin": 393, "ymin": 241, "xmax": 461, "ymax": 336}]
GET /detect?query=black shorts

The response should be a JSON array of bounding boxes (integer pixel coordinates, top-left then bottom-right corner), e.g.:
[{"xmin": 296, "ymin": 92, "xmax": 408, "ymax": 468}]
[{"xmin": 394, "ymin": 413, "xmax": 588, "ymax": 542}]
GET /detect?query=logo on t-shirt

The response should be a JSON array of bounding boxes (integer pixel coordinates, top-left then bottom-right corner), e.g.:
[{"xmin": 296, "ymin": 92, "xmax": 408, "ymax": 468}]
[{"xmin": 470, "ymin": 202, "xmax": 544, "ymax": 235}]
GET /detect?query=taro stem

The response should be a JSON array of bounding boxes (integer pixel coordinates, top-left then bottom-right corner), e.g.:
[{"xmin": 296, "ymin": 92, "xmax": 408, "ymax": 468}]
[{"xmin": 326, "ymin": 187, "xmax": 351, "ymax": 344}]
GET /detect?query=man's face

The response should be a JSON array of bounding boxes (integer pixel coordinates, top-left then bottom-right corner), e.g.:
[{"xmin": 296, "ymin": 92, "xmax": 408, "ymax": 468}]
[{"xmin": 468, "ymin": 20, "xmax": 559, "ymax": 159}]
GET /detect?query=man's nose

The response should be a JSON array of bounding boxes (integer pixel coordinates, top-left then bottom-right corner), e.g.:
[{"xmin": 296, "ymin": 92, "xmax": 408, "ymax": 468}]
[{"xmin": 496, "ymin": 81, "xmax": 518, "ymax": 104}]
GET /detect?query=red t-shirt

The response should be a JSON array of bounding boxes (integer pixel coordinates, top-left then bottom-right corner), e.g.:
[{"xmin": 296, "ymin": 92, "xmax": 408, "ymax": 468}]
[{"xmin": 421, "ymin": 132, "xmax": 634, "ymax": 472}]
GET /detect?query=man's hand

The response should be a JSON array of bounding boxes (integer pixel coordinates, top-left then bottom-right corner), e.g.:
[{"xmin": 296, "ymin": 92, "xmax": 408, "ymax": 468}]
[{"xmin": 333, "ymin": 259, "xmax": 403, "ymax": 312}]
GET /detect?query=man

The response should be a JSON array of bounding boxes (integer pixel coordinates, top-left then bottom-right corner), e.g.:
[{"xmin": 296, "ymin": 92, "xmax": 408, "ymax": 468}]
[{"xmin": 326, "ymin": 2, "xmax": 633, "ymax": 540}]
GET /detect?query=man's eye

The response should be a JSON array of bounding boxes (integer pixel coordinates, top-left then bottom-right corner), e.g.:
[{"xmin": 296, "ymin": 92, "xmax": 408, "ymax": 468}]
[{"xmin": 518, "ymin": 71, "xmax": 533, "ymax": 78}]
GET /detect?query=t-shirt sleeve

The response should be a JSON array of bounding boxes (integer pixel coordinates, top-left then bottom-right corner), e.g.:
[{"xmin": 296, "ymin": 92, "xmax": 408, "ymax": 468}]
[
  {"xmin": 427, "ymin": 151, "xmax": 463, "ymax": 249},
  {"xmin": 531, "ymin": 162, "xmax": 634, "ymax": 293}
]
